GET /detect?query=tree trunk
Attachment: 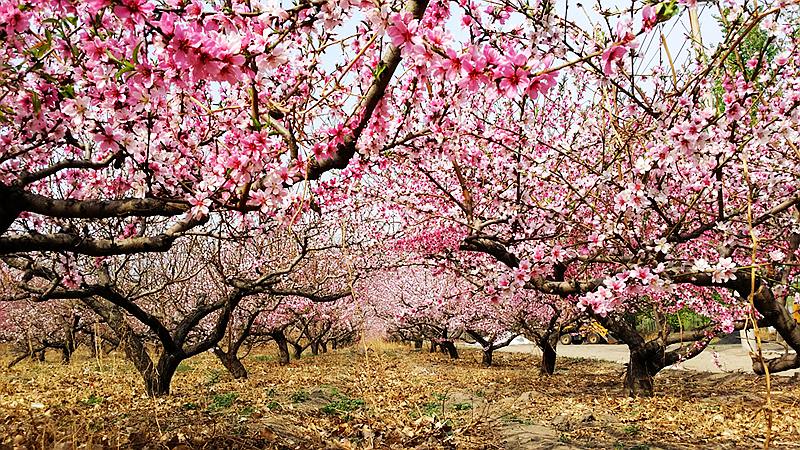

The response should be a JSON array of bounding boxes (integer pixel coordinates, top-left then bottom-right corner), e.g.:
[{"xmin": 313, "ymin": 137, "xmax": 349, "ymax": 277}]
[
  {"xmin": 63, "ymin": 317, "xmax": 78, "ymax": 364},
  {"xmin": 101, "ymin": 337, "xmax": 118, "ymax": 355},
  {"xmin": 89, "ymin": 331, "xmax": 99, "ymax": 358},
  {"xmin": 594, "ymin": 313, "xmax": 667, "ymax": 397},
  {"xmin": 213, "ymin": 347, "xmax": 248, "ymax": 379},
  {"xmin": 481, "ymin": 349, "xmax": 493, "ymax": 367},
  {"xmin": 745, "ymin": 282, "xmax": 800, "ymax": 373},
  {"xmin": 310, "ymin": 341, "xmax": 319, "ymax": 355},
  {"xmin": 413, "ymin": 339, "xmax": 423, "ymax": 349},
  {"xmin": 320, "ymin": 341, "xmax": 328, "ymax": 353},
  {"xmin": 144, "ymin": 353, "xmax": 180, "ymax": 397},
  {"xmin": 8, "ymin": 353, "xmax": 26, "ymax": 368},
  {"xmin": 8, "ymin": 348, "xmax": 39, "ymax": 368},
  {"xmin": 277, "ymin": 340, "xmax": 290, "ymax": 365},
  {"xmin": 60, "ymin": 346, "xmax": 72, "ymax": 364},
  {"xmin": 291, "ymin": 342, "xmax": 303, "ymax": 359},
  {"xmin": 537, "ymin": 335, "xmax": 558, "ymax": 375},
  {"xmin": 623, "ymin": 344, "xmax": 665, "ymax": 397},
  {"xmin": 36, "ymin": 350, "xmax": 45, "ymax": 362},
  {"xmin": 429, "ymin": 341, "xmax": 438, "ymax": 353},
  {"xmin": 269, "ymin": 331, "xmax": 291, "ymax": 366},
  {"xmin": 441, "ymin": 341, "xmax": 459, "ymax": 359},
  {"xmin": 81, "ymin": 298, "xmax": 159, "ymax": 396},
  {"xmin": 331, "ymin": 340, "xmax": 338, "ymax": 350}
]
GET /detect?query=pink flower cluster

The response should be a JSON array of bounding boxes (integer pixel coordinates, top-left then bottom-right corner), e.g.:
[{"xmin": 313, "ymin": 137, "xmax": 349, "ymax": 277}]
[
  {"xmin": 578, "ymin": 267, "xmax": 660, "ymax": 316},
  {"xmin": 159, "ymin": 15, "xmax": 247, "ymax": 84},
  {"xmin": 386, "ymin": 12, "xmax": 558, "ymax": 99}
]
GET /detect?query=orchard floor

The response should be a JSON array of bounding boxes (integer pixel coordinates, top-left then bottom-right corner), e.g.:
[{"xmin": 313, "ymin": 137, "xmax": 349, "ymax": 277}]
[{"xmin": 1, "ymin": 344, "xmax": 800, "ymax": 450}]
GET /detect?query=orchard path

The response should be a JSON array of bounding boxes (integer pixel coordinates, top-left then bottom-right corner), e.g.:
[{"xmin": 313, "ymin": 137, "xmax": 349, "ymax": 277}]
[{"xmin": 500, "ymin": 343, "xmax": 800, "ymax": 376}]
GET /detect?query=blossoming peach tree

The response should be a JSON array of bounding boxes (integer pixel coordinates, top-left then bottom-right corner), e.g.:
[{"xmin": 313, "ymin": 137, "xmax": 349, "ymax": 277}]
[
  {"xmin": 325, "ymin": 0, "xmax": 800, "ymax": 395},
  {"xmin": 0, "ymin": 0, "xmax": 435, "ymax": 256}
]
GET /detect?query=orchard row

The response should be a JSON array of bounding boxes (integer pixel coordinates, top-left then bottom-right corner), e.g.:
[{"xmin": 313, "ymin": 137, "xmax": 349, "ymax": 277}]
[{"xmin": 1, "ymin": 0, "xmax": 799, "ymax": 400}]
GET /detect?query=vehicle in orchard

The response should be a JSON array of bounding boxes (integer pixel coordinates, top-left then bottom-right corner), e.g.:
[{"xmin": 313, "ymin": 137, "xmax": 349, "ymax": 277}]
[{"xmin": 559, "ymin": 321, "xmax": 618, "ymax": 345}]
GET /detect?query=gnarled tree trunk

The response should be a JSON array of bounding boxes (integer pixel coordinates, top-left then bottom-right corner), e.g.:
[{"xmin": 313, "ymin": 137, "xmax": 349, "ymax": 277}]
[
  {"xmin": 624, "ymin": 344, "xmax": 665, "ymax": 397},
  {"xmin": 82, "ymin": 297, "xmax": 162, "ymax": 396},
  {"xmin": 537, "ymin": 333, "xmax": 558, "ymax": 375},
  {"xmin": 60, "ymin": 346, "xmax": 72, "ymax": 364},
  {"xmin": 271, "ymin": 330, "xmax": 291, "ymax": 366},
  {"xmin": 144, "ymin": 353, "xmax": 181, "ymax": 397},
  {"xmin": 213, "ymin": 347, "xmax": 248, "ymax": 379},
  {"xmin": 481, "ymin": 349, "xmax": 493, "ymax": 367},
  {"xmin": 291, "ymin": 342, "xmax": 303, "ymax": 359},
  {"xmin": 441, "ymin": 341, "xmax": 459, "ymax": 359}
]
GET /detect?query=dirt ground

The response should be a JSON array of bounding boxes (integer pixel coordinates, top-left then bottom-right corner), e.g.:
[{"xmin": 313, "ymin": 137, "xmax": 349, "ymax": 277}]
[{"xmin": 1, "ymin": 343, "xmax": 799, "ymax": 449}]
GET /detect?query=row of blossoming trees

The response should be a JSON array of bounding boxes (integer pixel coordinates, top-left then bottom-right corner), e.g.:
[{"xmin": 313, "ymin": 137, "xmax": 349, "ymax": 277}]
[
  {"xmin": 0, "ymin": 218, "xmax": 362, "ymax": 395},
  {"xmin": 0, "ymin": 0, "xmax": 799, "ymax": 398}
]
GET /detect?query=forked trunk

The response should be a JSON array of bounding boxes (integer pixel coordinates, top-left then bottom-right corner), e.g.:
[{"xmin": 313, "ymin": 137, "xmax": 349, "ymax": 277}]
[
  {"xmin": 60, "ymin": 346, "xmax": 72, "ymax": 364},
  {"xmin": 441, "ymin": 341, "xmax": 459, "ymax": 359},
  {"xmin": 84, "ymin": 298, "xmax": 162, "ymax": 396},
  {"xmin": 271, "ymin": 331, "xmax": 291, "ymax": 365},
  {"xmin": 291, "ymin": 342, "xmax": 303, "ymax": 359},
  {"xmin": 7, "ymin": 352, "xmax": 29, "ymax": 368},
  {"xmin": 213, "ymin": 348, "xmax": 248, "ymax": 379},
  {"xmin": 143, "ymin": 353, "xmax": 181, "ymax": 397},
  {"xmin": 481, "ymin": 349, "xmax": 493, "ymax": 367},
  {"xmin": 623, "ymin": 345, "xmax": 665, "ymax": 397}
]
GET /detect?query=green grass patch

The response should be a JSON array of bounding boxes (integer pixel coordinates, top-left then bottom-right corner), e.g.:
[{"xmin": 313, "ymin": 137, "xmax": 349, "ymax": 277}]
[
  {"xmin": 452, "ymin": 402, "xmax": 472, "ymax": 411},
  {"xmin": 81, "ymin": 394, "xmax": 103, "ymax": 406},
  {"xmin": 266, "ymin": 400, "xmax": 280, "ymax": 410},
  {"xmin": 622, "ymin": 424, "xmax": 640, "ymax": 436},
  {"xmin": 208, "ymin": 392, "xmax": 238, "ymax": 411},
  {"xmin": 238, "ymin": 406, "xmax": 256, "ymax": 418},
  {"xmin": 290, "ymin": 389, "xmax": 309, "ymax": 403},
  {"xmin": 499, "ymin": 413, "xmax": 532, "ymax": 425},
  {"xmin": 321, "ymin": 393, "xmax": 365, "ymax": 420}
]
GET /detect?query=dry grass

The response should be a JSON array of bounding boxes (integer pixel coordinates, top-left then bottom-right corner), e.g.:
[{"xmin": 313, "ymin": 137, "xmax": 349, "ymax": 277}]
[{"xmin": 1, "ymin": 343, "xmax": 799, "ymax": 449}]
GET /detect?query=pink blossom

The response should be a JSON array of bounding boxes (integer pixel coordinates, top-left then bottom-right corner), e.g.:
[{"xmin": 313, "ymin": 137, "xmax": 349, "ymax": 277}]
[
  {"xmin": 437, "ymin": 48, "xmax": 463, "ymax": 81},
  {"xmin": 387, "ymin": 12, "xmax": 420, "ymax": 49},
  {"xmin": 113, "ymin": 0, "xmax": 155, "ymax": 22},
  {"xmin": 642, "ymin": 5, "xmax": 657, "ymax": 31},
  {"xmin": 94, "ymin": 126, "xmax": 120, "ymax": 153},
  {"xmin": 188, "ymin": 195, "xmax": 212, "ymax": 218},
  {"xmin": 498, "ymin": 65, "xmax": 529, "ymax": 98},
  {"xmin": 712, "ymin": 257, "xmax": 737, "ymax": 284},
  {"xmin": 602, "ymin": 45, "xmax": 628, "ymax": 76},
  {"xmin": 0, "ymin": 1, "xmax": 29, "ymax": 33},
  {"xmin": 769, "ymin": 250, "xmax": 786, "ymax": 261},
  {"xmin": 616, "ymin": 18, "xmax": 634, "ymax": 42}
]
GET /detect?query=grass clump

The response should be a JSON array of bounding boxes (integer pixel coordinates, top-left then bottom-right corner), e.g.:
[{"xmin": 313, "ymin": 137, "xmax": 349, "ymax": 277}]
[{"xmin": 208, "ymin": 392, "xmax": 238, "ymax": 411}]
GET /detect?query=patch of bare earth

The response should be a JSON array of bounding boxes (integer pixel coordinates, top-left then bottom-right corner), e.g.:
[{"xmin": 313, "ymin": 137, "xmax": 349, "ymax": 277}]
[{"xmin": 1, "ymin": 344, "xmax": 798, "ymax": 449}]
